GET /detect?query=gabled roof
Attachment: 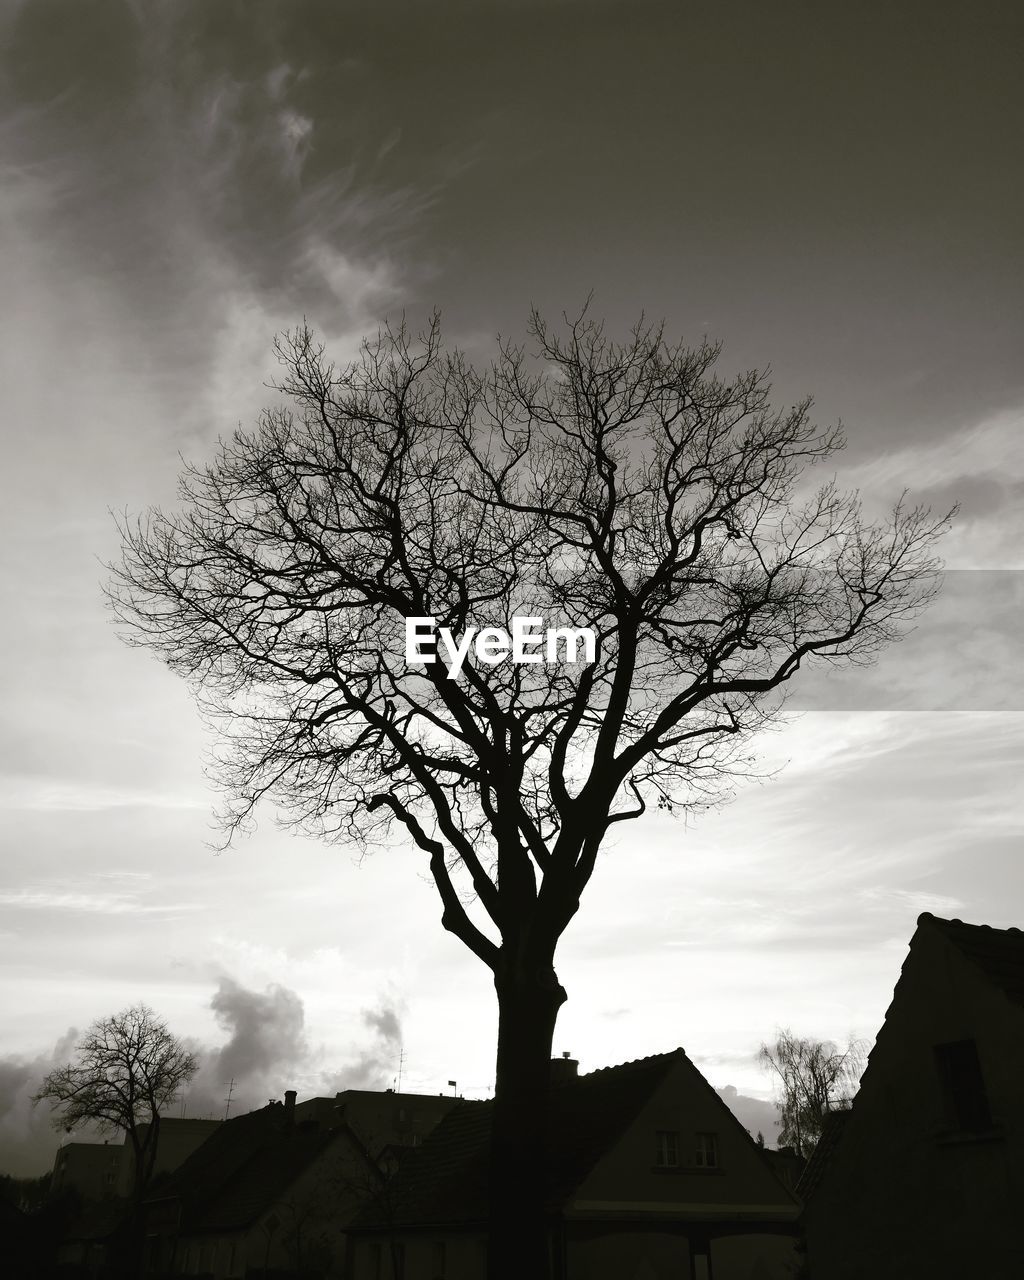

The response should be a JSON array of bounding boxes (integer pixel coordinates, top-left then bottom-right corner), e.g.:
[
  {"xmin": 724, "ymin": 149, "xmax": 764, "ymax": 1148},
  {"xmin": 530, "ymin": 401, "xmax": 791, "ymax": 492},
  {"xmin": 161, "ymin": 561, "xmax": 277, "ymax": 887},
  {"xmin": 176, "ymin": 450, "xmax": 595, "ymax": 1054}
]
[
  {"xmin": 146, "ymin": 1102, "xmax": 343, "ymax": 1234},
  {"xmin": 795, "ymin": 1109, "xmax": 850, "ymax": 1204},
  {"xmin": 350, "ymin": 1049, "xmax": 721, "ymax": 1231},
  {"xmin": 917, "ymin": 912, "xmax": 1024, "ymax": 1008},
  {"xmin": 799, "ymin": 913, "xmax": 1024, "ymax": 1206}
]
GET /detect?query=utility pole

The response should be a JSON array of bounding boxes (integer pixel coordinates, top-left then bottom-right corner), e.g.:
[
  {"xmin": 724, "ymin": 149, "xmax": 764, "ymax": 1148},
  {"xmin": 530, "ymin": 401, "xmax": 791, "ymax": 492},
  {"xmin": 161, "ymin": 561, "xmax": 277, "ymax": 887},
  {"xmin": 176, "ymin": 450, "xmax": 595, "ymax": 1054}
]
[{"xmin": 223, "ymin": 1077, "xmax": 236, "ymax": 1121}]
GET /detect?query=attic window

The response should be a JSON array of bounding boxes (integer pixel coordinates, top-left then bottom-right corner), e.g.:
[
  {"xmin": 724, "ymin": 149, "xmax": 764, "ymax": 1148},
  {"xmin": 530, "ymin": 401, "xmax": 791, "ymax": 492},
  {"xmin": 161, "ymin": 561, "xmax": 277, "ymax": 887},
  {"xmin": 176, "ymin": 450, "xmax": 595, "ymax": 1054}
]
[
  {"xmin": 695, "ymin": 1132, "xmax": 718, "ymax": 1168},
  {"xmin": 934, "ymin": 1038, "xmax": 992, "ymax": 1132},
  {"xmin": 655, "ymin": 1129, "xmax": 680, "ymax": 1167}
]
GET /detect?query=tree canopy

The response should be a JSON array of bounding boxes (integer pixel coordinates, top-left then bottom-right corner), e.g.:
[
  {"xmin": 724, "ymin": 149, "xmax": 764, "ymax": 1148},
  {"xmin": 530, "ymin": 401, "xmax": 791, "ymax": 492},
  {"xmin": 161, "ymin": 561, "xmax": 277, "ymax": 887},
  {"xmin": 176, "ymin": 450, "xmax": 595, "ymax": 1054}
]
[
  {"xmin": 108, "ymin": 306, "xmax": 951, "ymax": 1277},
  {"xmin": 110, "ymin": 309, "xmax": 950, "ymax": 972},
  {"xmin": 759, "ymin": 1028, "xmax": 867, "ymax": 1159},
  {"xmin": 34, "ymin": 1004, "xmax": 197, "ymax": 1199}
]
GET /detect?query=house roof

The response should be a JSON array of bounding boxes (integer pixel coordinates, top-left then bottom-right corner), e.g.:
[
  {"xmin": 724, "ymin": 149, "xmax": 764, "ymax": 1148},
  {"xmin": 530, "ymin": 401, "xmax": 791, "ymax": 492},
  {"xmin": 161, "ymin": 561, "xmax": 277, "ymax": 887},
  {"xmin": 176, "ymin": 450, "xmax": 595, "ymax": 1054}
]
[
  {"xmin": 798, "ymin": 913, "xmax": 1024, "ymax": 1205},
  {"xmin": 350, "ymin": 1049, "xmax": 729, "ymax": 1231},
  {"xmin": 146, "ymin": 1102, "xmax": 344, "ymax": 1234},
  {"xmin": 794, "ymin": 1110, "xmax": 850, "ymax": 1204},
  {"xmin": 918, "ymin": 912, "xmax": 1024, "ymax": 1008}
]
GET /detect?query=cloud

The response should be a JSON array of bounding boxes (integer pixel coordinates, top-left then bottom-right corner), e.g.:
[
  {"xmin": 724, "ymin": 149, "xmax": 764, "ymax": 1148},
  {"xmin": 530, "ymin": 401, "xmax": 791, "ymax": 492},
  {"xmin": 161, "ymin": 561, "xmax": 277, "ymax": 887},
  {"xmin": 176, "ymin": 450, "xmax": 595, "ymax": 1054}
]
[
  {"xmin": 841, "ymin": 408, "xmax": 1024, "ymax": 570},
  {"xmin": 0, "ymin": 889, "xmax": 199, "ymax": 916},
  {"xmin": 181, "ymin": 976, "xmax": 311, "ymax": 1118},
  {"xmin": 327, "ymin": 1002, "xmax": 405, "ymax": 1091},
  {"xmin": 716, "ymin": 1084, "xmax": 781, "ymax": 1147},
  {"xmin": 846, "ymin": 409, "xmax": 1024, "ymax": 496},
  {"xmin": 180, "ymin": 979, "xmax": 405, "ymax": 1120},
  {"xmin": 0, "ymin": 780, "xmax": 208, "ymax": 814},
  {"xmin": 0, "ymin": 1028, "xmax": 88, "ymax": 1177}
]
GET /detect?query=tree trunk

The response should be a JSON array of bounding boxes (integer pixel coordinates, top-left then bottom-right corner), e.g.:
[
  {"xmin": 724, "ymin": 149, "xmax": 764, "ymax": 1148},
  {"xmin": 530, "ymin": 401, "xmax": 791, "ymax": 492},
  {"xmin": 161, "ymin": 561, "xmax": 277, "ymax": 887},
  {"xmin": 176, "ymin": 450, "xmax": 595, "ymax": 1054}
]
[{"xmin": 487, "ymin": 956, "xmax": 566, "ymax": 1280}]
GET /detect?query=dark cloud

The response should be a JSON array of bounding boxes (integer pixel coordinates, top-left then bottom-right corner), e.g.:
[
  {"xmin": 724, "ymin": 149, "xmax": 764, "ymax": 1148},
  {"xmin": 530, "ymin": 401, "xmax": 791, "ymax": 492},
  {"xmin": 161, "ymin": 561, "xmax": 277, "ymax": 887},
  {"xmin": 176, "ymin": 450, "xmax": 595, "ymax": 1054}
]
[
  {"xmin": 210, "ymin": 977, "xmax": 307, "ymax": 1082},
  {"xmin": 176, "ymin": 977, "xmax": 310, "ymax": 1120},
  {"xmin": 0, "ymin": 1028, "xmax": 91, "ymax": 1177},
  {"xmin": 181, "ymin": 981, "xmax": 404, "ymax": 1119},
  {"xmin": 0, "ymin": 978, "xmax": 408, "ymax": 1175},
  {"xmin": 361, "ymin": 1005, "xmax": 401, "ymax": 1046},
  {"xmin": 716, "ymin": 1085, "xmax": 781, "ymax": 1147},
  {"xmin": 322, "ymin": 1001, "xmax": 404, "ymax": 1093}
]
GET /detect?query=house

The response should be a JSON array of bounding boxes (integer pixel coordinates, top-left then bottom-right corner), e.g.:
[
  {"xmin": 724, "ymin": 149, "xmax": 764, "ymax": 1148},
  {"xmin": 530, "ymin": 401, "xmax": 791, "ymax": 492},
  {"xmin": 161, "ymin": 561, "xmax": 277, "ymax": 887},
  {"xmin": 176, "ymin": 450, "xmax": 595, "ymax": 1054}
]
[
  {"xmin": 51, "ymin": 1140, "xmax": 124, "ymax": 1202},
  {"xmin": 49, "ymin": 1117, "xmax": 223, "ymax": 1274},
  {"xmin": 803, "ymin": 912, "xmax": 1024, "ymax": 1278},
  {"xmin": 119, "ymin": 1117, "xmax": 224, "ymax": 1196},
  {"xmin": 50, "ymin": 1117, "xmax": 222, "ymax": 1204},
  {"xmin": 346, "ymin": 1049, "xmax": 802, "ymax": 1280},
  {"xmin": 142, "ymin": 1087, "xmax": 461, "ymax": 1278}
]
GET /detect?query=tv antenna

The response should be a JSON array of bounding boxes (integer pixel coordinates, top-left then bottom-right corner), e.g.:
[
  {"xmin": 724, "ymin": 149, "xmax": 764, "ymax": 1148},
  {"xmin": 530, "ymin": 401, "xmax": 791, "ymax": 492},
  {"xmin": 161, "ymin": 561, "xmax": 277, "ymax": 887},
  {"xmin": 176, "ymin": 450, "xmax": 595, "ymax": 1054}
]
[{"xmin": 223, "ymin": 1077, "xmax": 236, "ymax": 1120}]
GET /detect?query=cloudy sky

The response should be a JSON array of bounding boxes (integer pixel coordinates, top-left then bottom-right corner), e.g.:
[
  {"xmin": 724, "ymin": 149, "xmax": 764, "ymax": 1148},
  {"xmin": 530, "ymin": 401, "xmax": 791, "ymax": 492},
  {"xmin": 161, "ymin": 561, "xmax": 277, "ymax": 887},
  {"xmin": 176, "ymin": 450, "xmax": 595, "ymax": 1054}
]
[{"xmin": 2, "ymin": 0, "xmax": 1022, "ymax": 1174}]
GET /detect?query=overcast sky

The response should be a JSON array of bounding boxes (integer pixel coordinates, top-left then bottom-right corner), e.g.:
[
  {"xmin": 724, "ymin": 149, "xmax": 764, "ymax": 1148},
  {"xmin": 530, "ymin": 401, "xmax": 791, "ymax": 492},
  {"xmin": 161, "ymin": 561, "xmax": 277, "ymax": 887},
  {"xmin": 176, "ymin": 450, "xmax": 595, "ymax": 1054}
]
[{"xmin": 2, "ymin": 0, "xmax": 1022, "ymax": 1175}]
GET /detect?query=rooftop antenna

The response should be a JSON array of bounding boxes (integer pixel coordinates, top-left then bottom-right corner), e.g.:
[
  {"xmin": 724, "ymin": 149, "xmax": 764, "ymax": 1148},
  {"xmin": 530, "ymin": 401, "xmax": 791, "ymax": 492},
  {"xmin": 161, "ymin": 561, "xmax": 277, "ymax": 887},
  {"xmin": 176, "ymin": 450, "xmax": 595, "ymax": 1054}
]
[
  {"xmin": 223, "ymin": 1077, "xmax": 236, "ymax": 1121},
  {"xmin": 397, "ymin": 1048, "xmax": 405, "ymax": 1093}
]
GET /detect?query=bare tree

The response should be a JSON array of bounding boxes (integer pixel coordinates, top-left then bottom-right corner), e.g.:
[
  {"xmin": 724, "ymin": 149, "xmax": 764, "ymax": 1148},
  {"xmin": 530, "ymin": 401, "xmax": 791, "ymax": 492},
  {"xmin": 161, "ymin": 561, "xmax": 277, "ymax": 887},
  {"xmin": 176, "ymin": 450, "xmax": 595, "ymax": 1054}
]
[
  {"xmin": 759, "ymin": 1028, "xmax": 867, "ymax": 1159},
  {"xmin": 34, "ymin": 1005, "xmax": 198, "ymax": 1202},
  {"xmin": 108, "ymin": 306, "xmax": 951, "ymax": 1278}
]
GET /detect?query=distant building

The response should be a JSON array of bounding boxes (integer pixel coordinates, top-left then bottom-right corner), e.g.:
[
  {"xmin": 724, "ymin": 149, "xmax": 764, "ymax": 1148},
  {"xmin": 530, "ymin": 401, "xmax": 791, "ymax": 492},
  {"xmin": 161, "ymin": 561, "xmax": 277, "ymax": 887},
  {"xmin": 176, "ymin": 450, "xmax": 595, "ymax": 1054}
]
[
  {"xmin": 803, "ymin": 912, "xmax": 1024, "ymax": 1278},
  {"xmin": 348, "ymin": 1049, "xmax": 802, "ymax": 1280},
  {"xmin": 50, "ymin": 1118, "xmax": 222, "ymax": 1274},
  {"xmin": 50, "ymin": 1117, "xmax": 222, "ymax": 1203},
  {"xmin": 51, "ymin": 1140, "xmax": 123, "ymax": 1202},
  {"xmin": 142, "ymin": 1086, "xmax": 461, "ymax": 1277}
]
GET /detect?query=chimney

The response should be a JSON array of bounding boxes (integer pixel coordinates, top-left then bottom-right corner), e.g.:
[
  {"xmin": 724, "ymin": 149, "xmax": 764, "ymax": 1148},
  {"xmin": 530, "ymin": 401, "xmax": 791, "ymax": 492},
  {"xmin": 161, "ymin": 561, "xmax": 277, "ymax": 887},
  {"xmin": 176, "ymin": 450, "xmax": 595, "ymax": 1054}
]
[
  {"xmin": 550, "ymin": 1052, "xmax": 578, "ymax": 1085},
  {"xmin": 284, "ymin": 1090, "xmax": 296, "ymax": 1123}
]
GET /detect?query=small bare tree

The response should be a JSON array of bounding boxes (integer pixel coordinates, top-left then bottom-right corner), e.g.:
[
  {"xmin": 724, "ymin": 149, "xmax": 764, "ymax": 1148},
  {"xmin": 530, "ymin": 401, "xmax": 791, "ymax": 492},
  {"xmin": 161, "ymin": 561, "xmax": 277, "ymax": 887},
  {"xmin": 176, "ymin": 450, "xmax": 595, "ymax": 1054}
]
[
  {"xmin": 34, "ymin": 1004, "xmax": 197, "ymax": 1202},
  {"xmin": 759, "ymin": 1028, "xmax": 866, "ymax": 1159},
  {"xmin": 109, "ymin": 306, "xmax": 950, "ymax": 1278}
]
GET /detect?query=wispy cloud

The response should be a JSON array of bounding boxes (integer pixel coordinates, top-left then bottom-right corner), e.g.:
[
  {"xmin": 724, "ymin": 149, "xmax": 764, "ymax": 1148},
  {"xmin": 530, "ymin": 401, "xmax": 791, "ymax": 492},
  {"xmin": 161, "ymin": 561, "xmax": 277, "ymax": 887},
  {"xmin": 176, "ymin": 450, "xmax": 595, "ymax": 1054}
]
[
  {"xmin": 846, "ymin": 409, "xmax": 1024, "ymax": 494},
  {"xmin": 0, "ymin": 780, "xmax": 207, "ymax": 813},
  {"xmin": 0, "ymin": 886, "xmax": 201, "ymax": 916}
]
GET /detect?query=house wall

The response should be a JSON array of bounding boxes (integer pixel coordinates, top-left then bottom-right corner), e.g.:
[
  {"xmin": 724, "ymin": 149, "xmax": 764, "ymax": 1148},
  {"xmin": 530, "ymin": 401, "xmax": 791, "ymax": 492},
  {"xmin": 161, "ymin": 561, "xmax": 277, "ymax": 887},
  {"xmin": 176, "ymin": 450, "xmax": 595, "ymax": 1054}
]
[
  {"xmin": 569, "ymin": 1057, "xmax": 800, "ymax": 1279},
  {"xmin": 348, "ymin": 1230, "xmax": 485, "ymax": 1280},
  {"xmin": 805, "ymin": 923, "xmax": 1024, "ymax": 1278},
  {"xmin": 350, "ymin": 1225, "xmax": 797, "ymax": 1280},
  {"xmin": 577, "ymin": 1057, "xmax": 792, "ymax": 1208},
  {"xmin": 347, "ymin": 1057, "xmax": 799, "ymax": 1280},
  {"xmin": 51, "ymin": 1141, "xmax": 123, "ymax": 1200}
]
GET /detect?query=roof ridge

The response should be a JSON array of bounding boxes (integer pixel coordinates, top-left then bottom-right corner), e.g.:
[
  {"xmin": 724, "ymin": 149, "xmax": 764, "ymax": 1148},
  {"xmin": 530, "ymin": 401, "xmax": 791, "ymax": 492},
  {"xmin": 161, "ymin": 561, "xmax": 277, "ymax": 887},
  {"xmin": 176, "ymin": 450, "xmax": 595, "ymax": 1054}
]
[
  {"xmin": 577, "ymin": 1047, "xmax": 686, "ymax": 1079},
  {"xmin": 918, "ymin": 911, "xmax": 1024, "ymax": 936}
]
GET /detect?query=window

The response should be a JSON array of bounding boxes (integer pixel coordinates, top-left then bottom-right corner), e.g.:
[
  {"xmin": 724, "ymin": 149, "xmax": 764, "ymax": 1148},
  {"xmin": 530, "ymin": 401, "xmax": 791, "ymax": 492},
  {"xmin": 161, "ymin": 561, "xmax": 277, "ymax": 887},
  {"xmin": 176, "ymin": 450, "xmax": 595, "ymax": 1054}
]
[
  {"xmin": 695, "ymin": 1132, "xmax": 718, "ymax": 1168},
  {"xmin": 655, "ymin": 1129, "xmax": 680, "ymax": 1167},
  {"xmin": 934, "ymin": 1039, "xmax": 992, "ymax": 1131}
]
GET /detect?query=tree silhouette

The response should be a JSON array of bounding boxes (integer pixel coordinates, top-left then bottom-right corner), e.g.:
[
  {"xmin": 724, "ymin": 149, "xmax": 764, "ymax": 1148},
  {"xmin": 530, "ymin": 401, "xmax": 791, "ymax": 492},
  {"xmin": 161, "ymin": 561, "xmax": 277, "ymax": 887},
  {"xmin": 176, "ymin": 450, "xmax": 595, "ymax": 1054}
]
[
  {"xmin": 109, "ymin": 306, "xmax": 951, "ymax": 1277},
  {"xmin": 34, "ymin": 1004, "xmax": 197, "ymax": 1202},
  {"xmin": 759, "ymin": 1028, "xmax": 867, "ymax": 1159}
]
